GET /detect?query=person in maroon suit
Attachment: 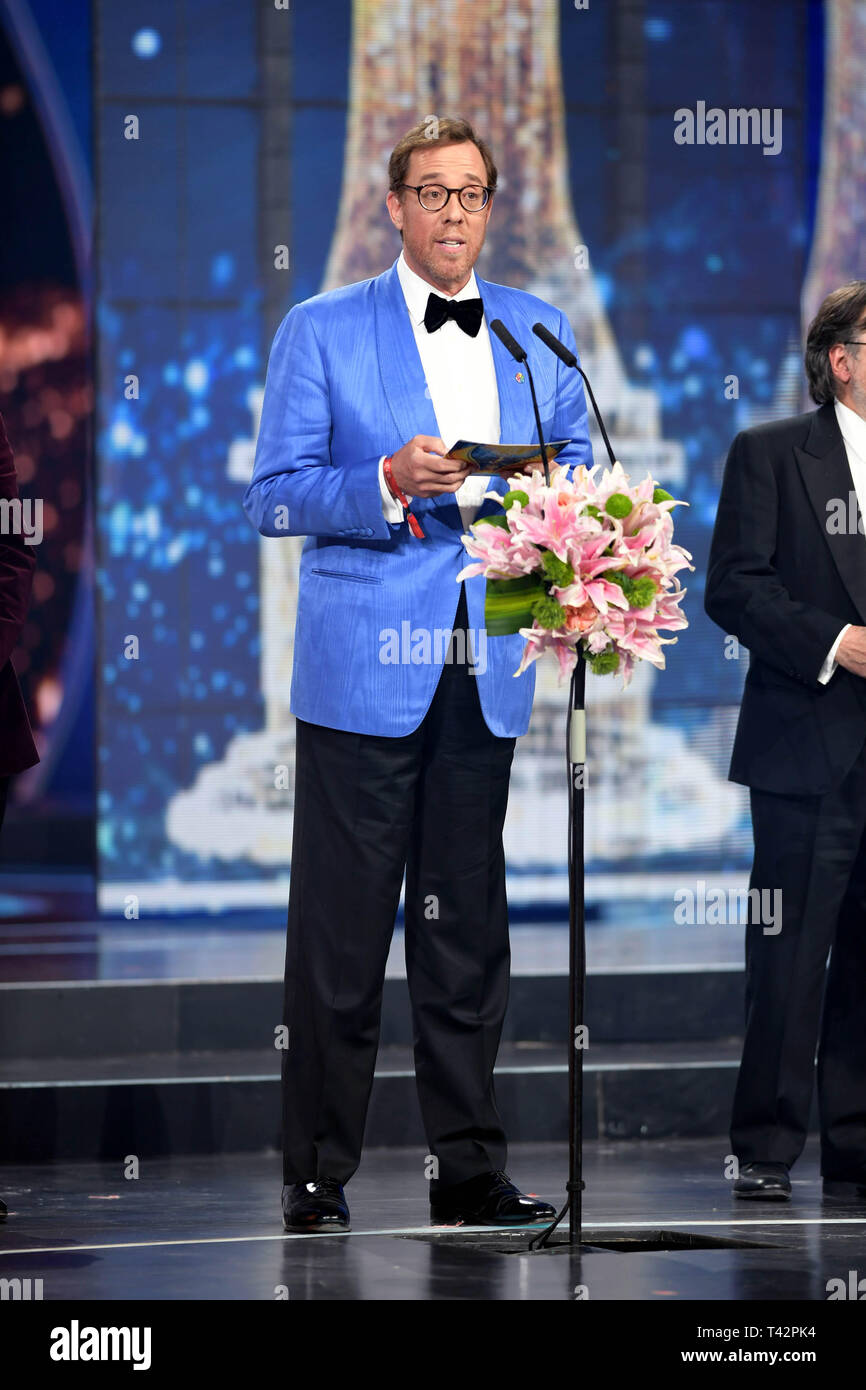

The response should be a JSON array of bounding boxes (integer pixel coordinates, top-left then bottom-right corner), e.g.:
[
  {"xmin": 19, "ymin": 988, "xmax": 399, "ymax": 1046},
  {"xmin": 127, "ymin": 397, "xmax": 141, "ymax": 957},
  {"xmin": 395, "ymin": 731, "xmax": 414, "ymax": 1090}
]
[
  {"xmin": 0, "ymin": 411, "xmax": 39, "ymax": 823},
  {"xmin": 0, "ymin": 411, "xmax": 40, "ymax": 1222}
]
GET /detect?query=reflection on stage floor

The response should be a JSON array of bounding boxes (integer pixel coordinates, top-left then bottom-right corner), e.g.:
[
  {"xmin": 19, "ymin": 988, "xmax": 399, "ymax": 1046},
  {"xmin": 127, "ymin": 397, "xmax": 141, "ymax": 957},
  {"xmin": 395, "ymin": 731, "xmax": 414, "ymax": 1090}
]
[{"xmin": 1, "ymin": 1138, "xmax": 863, "ymax": 1301}]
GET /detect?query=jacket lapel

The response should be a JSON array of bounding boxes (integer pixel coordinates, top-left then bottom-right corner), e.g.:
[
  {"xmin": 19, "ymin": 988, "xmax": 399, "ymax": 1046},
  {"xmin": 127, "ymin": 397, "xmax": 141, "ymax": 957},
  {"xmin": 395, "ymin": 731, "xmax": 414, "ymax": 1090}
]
[
  {"xmin": 474, "ymin": 275, "xmax": 525, "ymax": 448},
  {"xmin": 474, "ymin": 275, "xmax": 532, "ymax": 509},
  {"xmin": 795, "ymin": 401, "xmax": 866, "ymax": 623},
  {"xmin": 373, "ymin": 260, "xmax": 440, "ymax": 514}
]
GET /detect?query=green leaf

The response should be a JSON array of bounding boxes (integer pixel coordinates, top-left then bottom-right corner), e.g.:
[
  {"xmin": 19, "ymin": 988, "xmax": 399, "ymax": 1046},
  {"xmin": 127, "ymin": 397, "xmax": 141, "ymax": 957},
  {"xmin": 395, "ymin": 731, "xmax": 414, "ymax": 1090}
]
[
  {"xmin": 484, "ymin": 573, "xmax": 545, "ymax": 635},
  {"xmin": 474, "ymin": 513, "xmax": 509, "ymax": 530}
]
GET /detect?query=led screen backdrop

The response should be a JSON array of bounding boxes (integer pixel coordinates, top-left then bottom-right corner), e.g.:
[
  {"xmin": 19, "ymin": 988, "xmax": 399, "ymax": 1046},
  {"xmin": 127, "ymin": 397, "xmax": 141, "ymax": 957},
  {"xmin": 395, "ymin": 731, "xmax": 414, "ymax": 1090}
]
[{"xmin": 95, "ymin": 0, "xmax": 850, "ymax": 918}]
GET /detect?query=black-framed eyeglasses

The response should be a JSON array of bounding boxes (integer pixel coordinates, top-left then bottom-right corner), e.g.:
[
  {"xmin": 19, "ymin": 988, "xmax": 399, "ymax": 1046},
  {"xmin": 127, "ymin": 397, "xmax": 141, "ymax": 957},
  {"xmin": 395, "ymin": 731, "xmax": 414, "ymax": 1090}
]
[
  {"xmin": 398, "ymin": 183, "xmax": 492, "ymax": 213},
  {"xmin": 841, "ymin": 341, "xmax": 866, "ymax": 347}
]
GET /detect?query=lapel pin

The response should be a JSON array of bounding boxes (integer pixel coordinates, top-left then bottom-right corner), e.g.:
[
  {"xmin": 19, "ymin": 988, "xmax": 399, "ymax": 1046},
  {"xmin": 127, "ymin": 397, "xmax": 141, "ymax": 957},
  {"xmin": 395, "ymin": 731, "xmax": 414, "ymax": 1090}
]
[{"xmin": 514, "ymin": 371, "xmax": 524, "ymax": 384}]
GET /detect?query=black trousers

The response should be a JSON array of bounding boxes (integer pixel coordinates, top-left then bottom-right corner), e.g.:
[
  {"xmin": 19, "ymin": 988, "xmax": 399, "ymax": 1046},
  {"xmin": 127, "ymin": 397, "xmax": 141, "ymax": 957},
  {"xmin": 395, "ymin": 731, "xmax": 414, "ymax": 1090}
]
[
  {"xmin": 0, "ymin": 775, "xmax": 9, "ymax": 836},
  {"xmin": 281, "ymin": 584, "xmax": 517, "ymax": 1188},
  {"xmin": 731, "ymin": 737, "xmax": 866, "ymax": 1179}
]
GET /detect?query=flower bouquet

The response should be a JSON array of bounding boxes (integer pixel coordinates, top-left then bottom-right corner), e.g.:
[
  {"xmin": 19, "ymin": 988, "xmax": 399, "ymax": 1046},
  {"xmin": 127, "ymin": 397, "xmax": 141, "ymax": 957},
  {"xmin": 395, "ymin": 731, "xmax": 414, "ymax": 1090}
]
[{"xmin": 457, "ymin": 460, "xmax": 693, "ymax": 684}]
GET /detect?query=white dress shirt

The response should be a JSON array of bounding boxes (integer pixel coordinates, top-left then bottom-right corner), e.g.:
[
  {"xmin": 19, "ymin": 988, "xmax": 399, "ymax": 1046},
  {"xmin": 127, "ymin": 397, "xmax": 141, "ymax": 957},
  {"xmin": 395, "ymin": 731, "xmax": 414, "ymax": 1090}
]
[
  {"xmin": 817, "ymin": 399, "xmax": 866, "ymax": 683},
  {"xmin": 378, "ymin": 249, "xmax": 501, "ymax": 532}
]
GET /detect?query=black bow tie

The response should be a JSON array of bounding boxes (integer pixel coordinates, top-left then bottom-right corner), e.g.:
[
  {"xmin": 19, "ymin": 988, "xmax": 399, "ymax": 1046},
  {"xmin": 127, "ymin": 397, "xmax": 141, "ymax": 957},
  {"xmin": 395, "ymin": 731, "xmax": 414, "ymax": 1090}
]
[{"xmin": 424, "ymin": 291, "xmax": 484, "ymax": 337}]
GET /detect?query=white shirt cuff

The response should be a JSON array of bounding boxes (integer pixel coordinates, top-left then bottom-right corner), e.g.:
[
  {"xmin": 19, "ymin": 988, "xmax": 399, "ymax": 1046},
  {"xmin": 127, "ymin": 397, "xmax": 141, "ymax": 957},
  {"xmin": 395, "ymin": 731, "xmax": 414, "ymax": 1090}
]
[
  {"xmin": 817, "ymin": 625, "xmax": 850, "ymax": 685},
  {"xmin": 378, "ymin": 455, "xmax": 410, "ymax": 524}
]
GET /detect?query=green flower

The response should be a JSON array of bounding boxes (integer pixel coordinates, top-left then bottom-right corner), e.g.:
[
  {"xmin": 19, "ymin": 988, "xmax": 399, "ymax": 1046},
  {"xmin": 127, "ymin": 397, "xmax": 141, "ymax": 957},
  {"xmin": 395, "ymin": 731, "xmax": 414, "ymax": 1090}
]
[
  {"xmin": 652, "ymin": 487, "xmax": 673, "ymax": 504},
  {"xmin": 605, "ymin": 571, "xmax": 657, "ymax": 608},
  {"xmin": 530, "ymin": 592, "xmax": 567, "ymax": 629},
  {"xmin": 627, "ymin": 576, "xmax": 657, "ymax": 608},
  {"xmin": 605, "ymin": 492, "xmax": 633, "ymax": 519},
  {"xmin": 587, "ymin": 648, "xmax": 620, "ymax": 676},
  {"xmin": 475, "ymin": 513, "xmax": 509, "ymax": 529},
  {"xmin": 502, "ymin": 489, "xmax": 529, "ymax": 510},
  {"xmin": 583, "ymin": 503, "xmax": 601, "ymax": 520},
  {"xmin": 541, "ymin": 549, "xmax": 575, "ymax": 587}
]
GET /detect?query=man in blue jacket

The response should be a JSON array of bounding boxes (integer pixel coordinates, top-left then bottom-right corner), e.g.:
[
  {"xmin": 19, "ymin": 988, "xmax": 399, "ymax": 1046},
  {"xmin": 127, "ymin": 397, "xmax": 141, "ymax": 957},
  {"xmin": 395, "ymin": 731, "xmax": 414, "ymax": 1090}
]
[{"xmin": 244, "ymin": 116, "xmax": 593, "ymax": 1232}]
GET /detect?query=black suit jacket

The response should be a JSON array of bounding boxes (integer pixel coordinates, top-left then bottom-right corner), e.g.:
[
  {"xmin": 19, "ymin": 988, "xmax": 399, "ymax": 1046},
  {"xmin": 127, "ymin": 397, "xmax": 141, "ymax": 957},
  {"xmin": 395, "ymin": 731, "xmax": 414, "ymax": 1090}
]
[
  {"xmin": 0, "ymin": 412, "xmax": 39, "ymax": 778},
  {"xmin": 705, "ymin": 401, "xmax": 866, "ymax": 795}
]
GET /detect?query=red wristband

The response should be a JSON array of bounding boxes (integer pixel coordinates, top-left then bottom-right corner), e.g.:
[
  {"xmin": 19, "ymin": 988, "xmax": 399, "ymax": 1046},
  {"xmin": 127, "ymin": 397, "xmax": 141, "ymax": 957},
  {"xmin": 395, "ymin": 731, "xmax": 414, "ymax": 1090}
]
[{"xmin": 383, "ymin": 456, "xmax": 425, "ymax": 539}]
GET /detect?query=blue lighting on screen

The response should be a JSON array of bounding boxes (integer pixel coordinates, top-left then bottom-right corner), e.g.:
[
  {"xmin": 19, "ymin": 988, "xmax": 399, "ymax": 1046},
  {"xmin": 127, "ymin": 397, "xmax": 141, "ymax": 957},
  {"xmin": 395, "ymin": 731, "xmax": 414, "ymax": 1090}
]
[
  {"xmin": 211, "ymin": 254, "xmax": 235, "ymax": 287},
  {"xmin": 644, "ymin": 17, "xmax": 672, "ymax": 41},
  {"xmin": 132, "ymin": 28, "xmax": 161, "ymax": 59},
  {"xmin": 184, "ymin": 360, "xmax": 210, "ymax": 395},
  {"xmin": 679, "ymin": 326, "xmax": 711, "ymax": 360}
]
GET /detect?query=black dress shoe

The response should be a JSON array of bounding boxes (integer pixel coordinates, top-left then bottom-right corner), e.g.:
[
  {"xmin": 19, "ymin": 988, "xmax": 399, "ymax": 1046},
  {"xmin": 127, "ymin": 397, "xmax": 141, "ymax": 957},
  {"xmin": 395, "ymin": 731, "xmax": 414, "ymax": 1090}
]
[
  {"xmin": 822, "ymin": 1178, "xmax": 866, "ymax": 1206},
  {"xmin": 430, "ymin": 1170, "xmax": 556, "ymax": 1226},
  {"xmin": 282, "ymin": 1178, "xmax": 350, "ymax": 1233},
  {"xmin": 732, "ymin": 1162, "xmax": 791, "ymax": 1200}
]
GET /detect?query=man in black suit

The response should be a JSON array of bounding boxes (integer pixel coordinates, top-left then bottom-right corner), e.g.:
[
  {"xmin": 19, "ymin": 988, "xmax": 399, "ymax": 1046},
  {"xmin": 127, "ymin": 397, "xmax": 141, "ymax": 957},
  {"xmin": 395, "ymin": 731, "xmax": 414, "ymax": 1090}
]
[
  {"xmin": 706, "ymin": 281, "xmax": 866, "ymax": 1204},
  {"xmin": 0, "ymin": 411, "xmax": 40, "ymax": 1222}
]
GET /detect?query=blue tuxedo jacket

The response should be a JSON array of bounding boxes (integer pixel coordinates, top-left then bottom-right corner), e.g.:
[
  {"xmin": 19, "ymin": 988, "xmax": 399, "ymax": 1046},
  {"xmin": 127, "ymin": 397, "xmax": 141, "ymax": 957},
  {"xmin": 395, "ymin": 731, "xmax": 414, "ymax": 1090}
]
[{"xmin": 243, "ymin": 256, "xmax": 593, "ymax": 737}]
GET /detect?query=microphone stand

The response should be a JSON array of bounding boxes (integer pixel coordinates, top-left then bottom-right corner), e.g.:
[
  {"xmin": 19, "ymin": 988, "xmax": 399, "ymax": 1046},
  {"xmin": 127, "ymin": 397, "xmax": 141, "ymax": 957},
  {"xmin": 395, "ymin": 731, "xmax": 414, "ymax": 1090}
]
[
  {"xmin": 563, "ymin": 650, "xmax": 587, "ymax": 1244},
  {"xmin": 489, "ymin": 320, "xmax": 550, "ymax": 485},
  {"xmin": 488, "ymin": 318, "xmax": 619, "ymax": 1248},
  {"xmin": 526, "ymin": 321, "xmax": 621, "ymax": 1250}
]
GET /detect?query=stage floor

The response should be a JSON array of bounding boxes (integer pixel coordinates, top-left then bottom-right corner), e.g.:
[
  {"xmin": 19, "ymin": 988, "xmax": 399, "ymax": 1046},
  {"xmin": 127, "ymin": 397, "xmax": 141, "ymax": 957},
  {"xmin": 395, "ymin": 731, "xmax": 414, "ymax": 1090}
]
[
  {"xmin": 0, "ymin": 916, "xmax": 744, "ymax": 983},
  {"xmin": 1, "ymin": 1136, "xmax": 863, "ymax": 1301}
]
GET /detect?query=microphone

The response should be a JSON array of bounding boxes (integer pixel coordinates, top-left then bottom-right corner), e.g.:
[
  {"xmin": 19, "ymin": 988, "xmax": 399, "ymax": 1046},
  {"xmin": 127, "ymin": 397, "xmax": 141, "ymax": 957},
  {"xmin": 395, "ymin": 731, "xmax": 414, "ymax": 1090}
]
[
  {"xmin": 532, "ymin": 322, "xmax": 617, "ymax": 467},
  {"xmin": 489, "ymin": 318, "xmax": 550, "ymax": 485}
]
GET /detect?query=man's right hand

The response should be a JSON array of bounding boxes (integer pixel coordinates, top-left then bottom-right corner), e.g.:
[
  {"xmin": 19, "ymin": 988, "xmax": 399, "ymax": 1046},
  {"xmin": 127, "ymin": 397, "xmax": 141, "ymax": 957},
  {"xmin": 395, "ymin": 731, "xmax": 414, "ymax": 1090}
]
[
  {"xmin": 836, "ymin": 626, "xmax": 866, "ymax": 678},
  {"xmin": 389, "ymin": 435, "xmax": 472, "ymax": 498}
]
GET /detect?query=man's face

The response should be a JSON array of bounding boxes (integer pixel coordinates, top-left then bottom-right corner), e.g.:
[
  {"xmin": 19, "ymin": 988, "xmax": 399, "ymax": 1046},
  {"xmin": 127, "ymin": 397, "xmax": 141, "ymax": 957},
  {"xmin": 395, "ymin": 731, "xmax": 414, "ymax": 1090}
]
[
  {"xmin": 830, "ymin": 318, "xmax": 866, "ymax": 418},
  {"xmin": 386, "ymin": 140, "xmax": 493, "ymax": 294}
]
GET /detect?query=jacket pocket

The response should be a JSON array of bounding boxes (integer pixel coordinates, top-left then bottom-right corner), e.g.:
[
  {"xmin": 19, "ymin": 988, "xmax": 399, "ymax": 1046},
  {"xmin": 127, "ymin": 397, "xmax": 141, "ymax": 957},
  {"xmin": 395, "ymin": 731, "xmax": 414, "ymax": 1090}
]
[{"xmin": 310, "ymin": 567, "xmax": 383, "ymax": 585}]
